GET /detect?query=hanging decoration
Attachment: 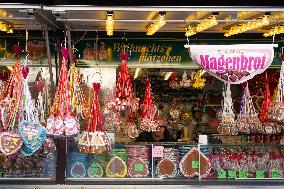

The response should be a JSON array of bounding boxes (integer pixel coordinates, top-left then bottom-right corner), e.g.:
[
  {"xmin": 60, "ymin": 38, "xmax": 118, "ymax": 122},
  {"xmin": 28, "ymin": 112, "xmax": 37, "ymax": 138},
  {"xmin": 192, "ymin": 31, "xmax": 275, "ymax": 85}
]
[
  {"xmin": 179, "ymin": 71, "xmax": 192, "ymax": 88},
  {"xmin": 46, "ymin": 47, "xmax": 80, "ymax": 136},
  {"xmin": 217, "ymin": 84, "xmax": 238, "ymax": 135},
  {"xmin": 169, "ymin": 72, "xmax": 180, "ymax": 89},
  {"xmin": 186, "ymin": 44, "xmax": 277, "ymax": 84},
  {"xmin": 105, "ymin": 48, "xmax": 139, "ymax": 138},
  {"xmin": 167, "ymin": 98, "xmax": 182, "ymax": 126},
  {"xmin": 18, "ymin": 64, "xmax": 46, "ymax": 156},
  {"xmin": 70, "ymin": 63, "xmax": 90, "ymax": 119},
  {"xmin": 269, "ymin": 53, "xmax": 284, "ymax": 125},
  {"xmin": 0, "ymin": 45, "xmax": 24, "ymax": 156},
  {"xmin": 140, "ymin": 80, "xmax": 158, "ymax": 132},
  {"xmin": 237, "ymin": 83, "xmax": 264, "ymax": 134},
  {"xmin": 192, "ymin": 70, "xmax": 206, "ymax": 89},
  {"xmin": 78, "ymin": 83, "xmax": 111, "ymax": 154},
  {"xmin": 260, "ymin": 82, "xmax": 282, "ymax": 134}
]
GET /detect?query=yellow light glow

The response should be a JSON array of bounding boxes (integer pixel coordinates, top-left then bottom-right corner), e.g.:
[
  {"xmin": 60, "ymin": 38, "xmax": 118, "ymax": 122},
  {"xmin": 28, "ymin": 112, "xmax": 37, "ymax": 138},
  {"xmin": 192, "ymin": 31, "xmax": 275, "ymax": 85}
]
[
  {"xmin": 146, "ymin": 13, "xmax": 166, "ymax": 35},
  {"xmin": 263, "ymin": 26, "xmax": 284, "ymax": 37},
  {"xmin": 185, "ymin": 15, "xmax": 218, "ymax": 36},
  {"xmin": 164, "ymin": 72, "xmax": 173, "ymax": 80},
  {"xmin": 224, "ymin": 15, "xmax": 270, "ymax": 37},
  {"xmin": 106, "ymin": 13, "xmax": 114, "ymax": 36},
  {"xmin": 134, "ymin": 68, "xmax": 140, "ymax": 79}
]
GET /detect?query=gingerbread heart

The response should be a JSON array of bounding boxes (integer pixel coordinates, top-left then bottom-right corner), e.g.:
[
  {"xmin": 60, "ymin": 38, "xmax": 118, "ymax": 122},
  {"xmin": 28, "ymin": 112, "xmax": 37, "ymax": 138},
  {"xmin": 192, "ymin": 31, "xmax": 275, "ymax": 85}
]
[
  {"xmin": 106, "ymin": 156, "xmax": 127, "ymax": 178},
  {"xmin": 70, "ymin": 161, "xmax": 86, "ymax": 177},
  {"xmin": 0, "ymin": 132, "xmax": 23, "ymax": 156},
  {"xmin": 179, "ymin": 147, "xmax": 211, "ymax": 178},
  {"xmin": 128, "ymin": 157, "xmax": 149, "ymax": 178},
  {"xmin": 87, "ymin": 163, "xmax": 103, "ymax": 177},
  {"xmin": 18, "ymin": 120, "xmax": 46, "ymax": 153},
  {"xmin": 156, "ymin": 158, "xmax": 177, "ymax": 178},
  {"xmin": 22, "ymin": 66, "xmax": 29, "ymax": 79}
]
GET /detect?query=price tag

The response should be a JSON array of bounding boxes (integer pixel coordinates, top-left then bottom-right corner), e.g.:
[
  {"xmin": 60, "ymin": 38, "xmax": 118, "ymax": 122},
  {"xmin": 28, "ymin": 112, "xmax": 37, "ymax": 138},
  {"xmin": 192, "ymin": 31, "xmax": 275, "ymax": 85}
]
[
  {"xmin": 217, "ymin": 169, "xmax": 226, "ymax": 179},
  {"xmin": 239, "ymin": 170, "xmax": 248, "ymax": 178},
  {"xmin": 192, "ymin": 161, "xmax": 199, "ymax": 168},
  {"xmin": 256, "ymin": 170, "xmax": 265, "ymax": 178},
  {"xmin": 134, "ymin": 163, "xmax": 144, "ymax": 172},
  {"xmin": 272, "ymin": 169, "xmax": 282, "ymax": 178},
  {"xmin": 228, "ymin": 170, "xmax": 236, "ymax": 179},
  {"xmin": 152, "ymin": 146, "xmax": 164, "ymax": 158}
]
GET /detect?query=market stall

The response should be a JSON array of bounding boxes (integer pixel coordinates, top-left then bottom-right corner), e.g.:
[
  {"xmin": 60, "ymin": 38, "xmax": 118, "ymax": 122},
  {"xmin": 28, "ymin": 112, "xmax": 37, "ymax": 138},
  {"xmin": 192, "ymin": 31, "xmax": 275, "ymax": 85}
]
[{"xmin": 0, "ymin": 3, "xmax": 283, "ymax": 186}]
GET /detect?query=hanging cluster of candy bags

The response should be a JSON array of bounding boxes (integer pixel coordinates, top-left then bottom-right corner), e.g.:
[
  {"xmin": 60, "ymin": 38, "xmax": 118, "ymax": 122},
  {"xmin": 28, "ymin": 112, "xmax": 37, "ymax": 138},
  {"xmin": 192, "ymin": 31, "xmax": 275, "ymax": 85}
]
[
  {"xmin": 46, "ymin": 47, "xmax": 80, "ymax": 136},
  {"xmin": 105, "ymin": 50, "xmax": 139, "ymax": 137},
  {"xmin": 140, "ymin": 80, "xmax": 158, "ymax": 132},
  {"xmin": 78, "ymin": 83, "xmax": 111, "ymax": 154},
  {"xmin": 0, "ymin": 46, "xmax": 24, "ymax": 155},
  {"xmin": 217, "ymin": 84, "xmax": 238, "ymax": 135},
  {"xmin": 237, "ymin": 83, "xmax": 263, "ymax": 134},
  {"xmin": 18, "ymin": 62, "xmax": 46, "ymax": 156},
  {"xmin": 260, "ymin": 82, "xmax": 282, "ymax": 134},
  {"xmin": 269, "ymin": 53, "xmax": 284, "ymax": 127}
]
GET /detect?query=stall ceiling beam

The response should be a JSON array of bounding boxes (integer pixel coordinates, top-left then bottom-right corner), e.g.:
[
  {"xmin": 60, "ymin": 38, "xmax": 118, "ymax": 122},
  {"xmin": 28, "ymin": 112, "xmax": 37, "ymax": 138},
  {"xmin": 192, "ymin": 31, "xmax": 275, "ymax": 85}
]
[
  {"xmin": 0, "ymin": 3, "xmax": 42, "ymax": 9},
  {"xmin": 44, "ymin": 6, "xmax": 284, "ymax": 12},
  {"xmin": 34, "ymin": 10, "xmax": 61, "ymax": 29},
  {"xmin": 0, "ymin": 17, "xmax": 35, "ymax": 20},
  {"xmin": 56, "ymin": 18, "xmax": 284, "ymax": 23}
]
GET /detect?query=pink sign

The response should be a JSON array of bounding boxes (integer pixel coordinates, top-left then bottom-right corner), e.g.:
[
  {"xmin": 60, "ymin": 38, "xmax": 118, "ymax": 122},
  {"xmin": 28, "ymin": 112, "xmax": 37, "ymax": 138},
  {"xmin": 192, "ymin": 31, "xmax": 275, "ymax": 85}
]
[
  {"xmin": 185, "ymin": 44, "xmax": 277, "ymax": 84},
  {"xmin": 152, "ymin": 146, "xmax": 164, "ymax": 158}
]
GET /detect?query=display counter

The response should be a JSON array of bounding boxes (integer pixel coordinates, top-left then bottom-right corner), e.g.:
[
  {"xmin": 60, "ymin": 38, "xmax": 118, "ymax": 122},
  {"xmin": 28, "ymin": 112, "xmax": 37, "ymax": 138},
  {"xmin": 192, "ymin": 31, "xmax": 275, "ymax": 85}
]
[{"xmin": 66, "ymin": 141, "xmax": 284, "ymax": 184}]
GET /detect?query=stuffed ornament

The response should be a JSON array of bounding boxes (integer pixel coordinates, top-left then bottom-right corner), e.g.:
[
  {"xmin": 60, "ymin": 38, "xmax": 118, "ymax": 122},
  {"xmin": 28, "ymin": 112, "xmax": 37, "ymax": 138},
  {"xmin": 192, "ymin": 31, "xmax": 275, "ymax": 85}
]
[{"xmin": 78, "ymin": 83, "xmax": 111, "ymax": 154}]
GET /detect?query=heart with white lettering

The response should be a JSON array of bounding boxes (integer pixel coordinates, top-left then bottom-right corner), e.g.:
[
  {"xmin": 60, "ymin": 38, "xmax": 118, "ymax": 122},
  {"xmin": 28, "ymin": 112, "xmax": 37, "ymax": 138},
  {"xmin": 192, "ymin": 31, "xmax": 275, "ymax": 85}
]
[
  {"xmin": 18, "ymin": 120, "xmax": 46, "ymax": 153},
  {"xmin": 0, "ymin": 132, "xmax": 23, "ymax": 156}
]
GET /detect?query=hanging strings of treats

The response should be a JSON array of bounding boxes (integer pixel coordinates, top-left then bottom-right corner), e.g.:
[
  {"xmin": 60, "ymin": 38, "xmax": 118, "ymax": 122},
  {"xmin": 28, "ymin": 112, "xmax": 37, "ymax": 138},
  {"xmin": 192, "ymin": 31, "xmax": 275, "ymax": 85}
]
[
  {"xmin": 106, "ymin": 51, "xmax": 139, "ymax": 112},
  {"xmin": 70, "ymin": 64, "xmax": 90, "ymax": 119},
  {"xmin": 18, "ymin": 68, "xmax": 46, "ymax": 156},
  {"xmin": 78, "ymin": 83, "xmax": 111, "ymax": 154},
  {"xmin": 217, "ymin": 84, "xmax": 238, "ymax": 135},
  {"xmin": 140, "ymin": 80, "xmax": 158, "ymax": 132},
  {"xmin": 0, "ymin": 45, "xmax": 24, "ymax": 156},
  {"xmin": 237, "ymin": 84, "xmax": 263, "ymax": 134},
  {"xmin": 46, "ymin": 47, "xmax": 80, "ymax": 136},
  {"xmin": 260, "ymin": 83, "xmax": 281, "ymax": 135},
  {"xmin": 169, "ymin": 72, "xmax": 180, "ymax": 89},
  {"xmin": 269, "ymin": 54, "xmax": 284, "ymax": 125}
]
